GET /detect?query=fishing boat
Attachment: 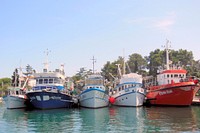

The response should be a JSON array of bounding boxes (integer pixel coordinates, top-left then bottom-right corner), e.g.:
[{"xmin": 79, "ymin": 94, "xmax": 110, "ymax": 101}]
[
  {"xmin": 145, "ymin": 40, "xmax": 199, "ymax": 106},
  {"xmin": 79, "ymin": 57, "xmax": 109, "ymax": 108},
  {"xmin": 25, "ymin": 51, "xmax": 74, "ymax": 109},
  {"xmin": 79, "ymin": 74, "xmax": 109, "ymax": 108},
  {"xmin": 3, "ymin": 87, "xmax": 26, "ymax": 109},
  {"xmin": 25, "ymin": 64, "xmax": 74, "ymax": 109},
  {"xmin": 109, "ymin": 61, "xmax": 146, "ymax": 107},
  {"xmin": 3, "ymin": 68, "xmax": 28, "ymax": 109}
]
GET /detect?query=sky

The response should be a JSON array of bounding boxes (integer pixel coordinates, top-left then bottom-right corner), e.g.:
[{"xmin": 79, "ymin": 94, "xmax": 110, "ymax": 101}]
[{"xmin": 0, "ymin": 0, "xmax": 200, "ymax": 78}]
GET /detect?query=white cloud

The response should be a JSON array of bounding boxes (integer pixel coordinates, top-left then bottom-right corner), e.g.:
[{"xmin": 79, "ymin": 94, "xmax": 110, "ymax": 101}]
[
  {"xmin": 154, "ymin": 12, "xmax": 177, "ymax": 33},
  {"xmin": 125, "ymin": 12, "xmax": 177, "ymax": 34}
]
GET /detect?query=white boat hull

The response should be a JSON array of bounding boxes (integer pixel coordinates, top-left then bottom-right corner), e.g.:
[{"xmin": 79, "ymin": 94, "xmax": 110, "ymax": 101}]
[
  {"xmin": 79, "ymin": 89, "xmax": 109, "ymax": 108},
  {"xmin": 112, "ymin": 88, "xmax": 145, "ymax": 107},
  {"xmin": 3, "ymin": 95, "xmax": 26, "ymax": 109}
]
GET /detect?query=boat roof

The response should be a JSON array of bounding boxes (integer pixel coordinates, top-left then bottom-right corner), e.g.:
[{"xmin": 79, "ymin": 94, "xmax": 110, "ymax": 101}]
[
  {"xmin": 160, "ymin": 69, "xmax": 187, "ymax": 74},
  {"xmin": 33, "ymin": 72, "xmax": 65, "ymax": 79}
]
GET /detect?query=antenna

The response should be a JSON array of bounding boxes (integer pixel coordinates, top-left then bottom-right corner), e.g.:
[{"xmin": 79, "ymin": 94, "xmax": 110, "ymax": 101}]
[
  {"xmin": 43, "ymin": 49, "xmax": 51, "ymax": 72},
  {"xmin": 91, "ymin": 56, "xmax": 96, "ymax": 74}
]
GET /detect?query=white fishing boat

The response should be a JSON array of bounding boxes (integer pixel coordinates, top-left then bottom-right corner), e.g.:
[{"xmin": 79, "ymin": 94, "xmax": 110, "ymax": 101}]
[
  {"xmin": 79, "ymin": 74, "xmax": 109, "ymax": 108},
  {"xmin": 3, "ymin": 87, "xmax": 26, "ymax": 109},
  {"xmin": 109, "ymin": 59, "xmax": 146, "ymax": 107},
  {"xmin": 3, "ymin": 67, "xmax": 29, "ymax": 109},
  {"xmin": 79, "ymin": 57, "xmax": 109, "ymax": 108},
  {"xmin": 110, "ymin": 73, "xmax": 145, "ymax": 107}
]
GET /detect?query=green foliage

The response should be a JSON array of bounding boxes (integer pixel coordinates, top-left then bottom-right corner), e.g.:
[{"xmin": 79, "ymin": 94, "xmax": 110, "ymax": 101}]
[
  {"xmin": 0, "ymin": 78, "xmax": 11, "ymax": 86},
  {"xmin": 0, "ymin": 78, "xmax": 11, "ymax": 96},
  {"xmin": 127, "ymin": 53, "xmax": 147, "ymax": 75},
  {"xmin": 146, "ymin": 49, "xmax": 164, "ymax": 76}
]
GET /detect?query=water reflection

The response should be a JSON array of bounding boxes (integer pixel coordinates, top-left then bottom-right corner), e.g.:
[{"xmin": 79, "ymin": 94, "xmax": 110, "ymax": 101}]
[
  {"xmin": 1, "ymin": 102, "xmax": 200, "ymax": 133},
  {"xmin": 145, "ymin": 107, "xmax": 198, "ymax": 132},
  {"xmin": 78, "ymin": 107, "xmax": 110, "ymax": 132},
  {"xmin": 2, "ymin": 108, "xmax": 28, "ymax": 132},
  {"xmin": 108, "ymin": 106, "xmax": 146, "ymax": 132},
  {"xmin": 26, "ymin": 108, "xmax": 78, "ymax": 133}
]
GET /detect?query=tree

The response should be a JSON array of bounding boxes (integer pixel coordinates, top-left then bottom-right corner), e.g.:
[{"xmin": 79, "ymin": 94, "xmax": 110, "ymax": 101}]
[
  {"xmin": 0, "ymin": 78, "xmax": 11, "ymax": 96},
  {"xmin": 146, "ymin": 49, "xmax": 164, "ymax": 76},
  {"xmin": 127, "ymin": 53, "xmax": 147, "ymax": 76}
]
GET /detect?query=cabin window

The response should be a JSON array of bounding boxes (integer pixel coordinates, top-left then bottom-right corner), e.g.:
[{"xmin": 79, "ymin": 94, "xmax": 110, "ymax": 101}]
[
  {"xmin": 39, "ymin": 79, "xmax": 43, "ymax": 84},
  {"xmin": 119, "ymin": 87, "xmax": 121, "ymax": 91},
  {"xmin": 132, "ymin": 84, "xmax": 136, "ymax": 87},
  {"xmin": 167, "ymin": 74, "xmax": 169, "ymax": 78},
  {"xmin": 174, "ymin": 74, "xmax": 178, "ymax": 78},
  {"xmin": 44, "ymin": 79, "xmax": 48, "ymax": 84},
  {"xmin": 49, "ymin": 79, "xmax": 53, "ymax": 84},
  {"xmin": 122, "ymin": 85, "xmax": 124, "ymax": 90},
  {"xmin": 179, "ymin": 74, "xmax": 182, "ymax": 78},
  {"xmin": 171, "ymin": 74, "xmax": 173, "ymax": 78}
]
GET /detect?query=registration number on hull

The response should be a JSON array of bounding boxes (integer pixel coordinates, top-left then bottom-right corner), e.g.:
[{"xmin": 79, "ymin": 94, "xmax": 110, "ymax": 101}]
[{"xmin": 159, "ymin": 90, "xmax": 173, "ymax": 96}]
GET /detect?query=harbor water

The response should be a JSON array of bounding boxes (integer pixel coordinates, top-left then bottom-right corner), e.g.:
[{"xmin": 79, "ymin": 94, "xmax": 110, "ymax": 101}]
[{"xmin": 1, "ymin": 103, "xmax": 200, "ymax": 133}]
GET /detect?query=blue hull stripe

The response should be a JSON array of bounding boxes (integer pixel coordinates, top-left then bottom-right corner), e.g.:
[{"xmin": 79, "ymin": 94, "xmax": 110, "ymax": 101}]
[
  {"xmin": 115, "ymin": 91, "xmax": 145, "ymax": 99},
  {"xmin": 80, "ymin": 88, "xmax": 105, "ymax": 95}
]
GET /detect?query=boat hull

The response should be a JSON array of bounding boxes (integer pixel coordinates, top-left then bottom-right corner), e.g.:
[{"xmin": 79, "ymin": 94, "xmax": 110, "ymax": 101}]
[
  {"xmin": 79, "ymin": 88, "xmax": 109, "ymax": 108},
  {"xmin": 112, "ymin": 88, "xmax": 145, "ymax": 107},
  {"xmin": 3, "ymin": 95, "xmax": 26, "ymax": 109},
  {"xmin": 146, "ymin": 82, "xmax": 196, "ymax": 106},
  {"xmin": 26, "ymin": 91, "xmax": 73, "ymax": 109}
]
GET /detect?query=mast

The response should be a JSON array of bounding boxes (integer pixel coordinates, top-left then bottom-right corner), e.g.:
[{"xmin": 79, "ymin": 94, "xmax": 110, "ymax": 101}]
[
  {"xmin": 164, "ymin": 40, "xmax": 171, "ymax": 70},
  {"xmin": 91, "ymin": 56, "xmax": 96, "ymax": 74},
  {"xmin": 43, "ymin": 49, "xmax": 51, "ymax": 72}
]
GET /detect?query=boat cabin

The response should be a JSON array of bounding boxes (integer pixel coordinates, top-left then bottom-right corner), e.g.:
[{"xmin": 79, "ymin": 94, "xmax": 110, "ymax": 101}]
[
  {"xmin": 157, "ymin": 69, "xmax": 187, "ymax": 85},
  {"xmin": 84, "ymin": 74, "xmax": 105, "ymax": 91},
  {"xmin": 7, "ymin": 87, "xmax": 25, "ymax": 96}
]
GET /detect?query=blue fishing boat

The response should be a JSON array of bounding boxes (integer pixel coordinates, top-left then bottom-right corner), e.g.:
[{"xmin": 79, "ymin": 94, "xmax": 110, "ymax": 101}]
[{"xmin": 25, "ymin": 64, "xmax": 74, "ymax": 109}]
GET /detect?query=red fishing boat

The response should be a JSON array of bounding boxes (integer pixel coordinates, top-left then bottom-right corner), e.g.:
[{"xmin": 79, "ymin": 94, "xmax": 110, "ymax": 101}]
[{"xmin": 145, "ymin": 40, "xmax": 199, "ymax": 106}]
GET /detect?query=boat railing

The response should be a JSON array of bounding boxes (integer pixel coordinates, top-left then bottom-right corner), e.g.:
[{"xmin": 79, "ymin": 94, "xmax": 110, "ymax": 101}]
[{"xmin": 143, "ymin": 76, "xmax": 157, "ymax": 89}]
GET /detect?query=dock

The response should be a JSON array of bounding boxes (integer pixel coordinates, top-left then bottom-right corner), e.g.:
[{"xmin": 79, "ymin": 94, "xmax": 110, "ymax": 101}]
[{"xmin": 192, "ymin": 96, "xmax": 200, "ymax": 105}]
